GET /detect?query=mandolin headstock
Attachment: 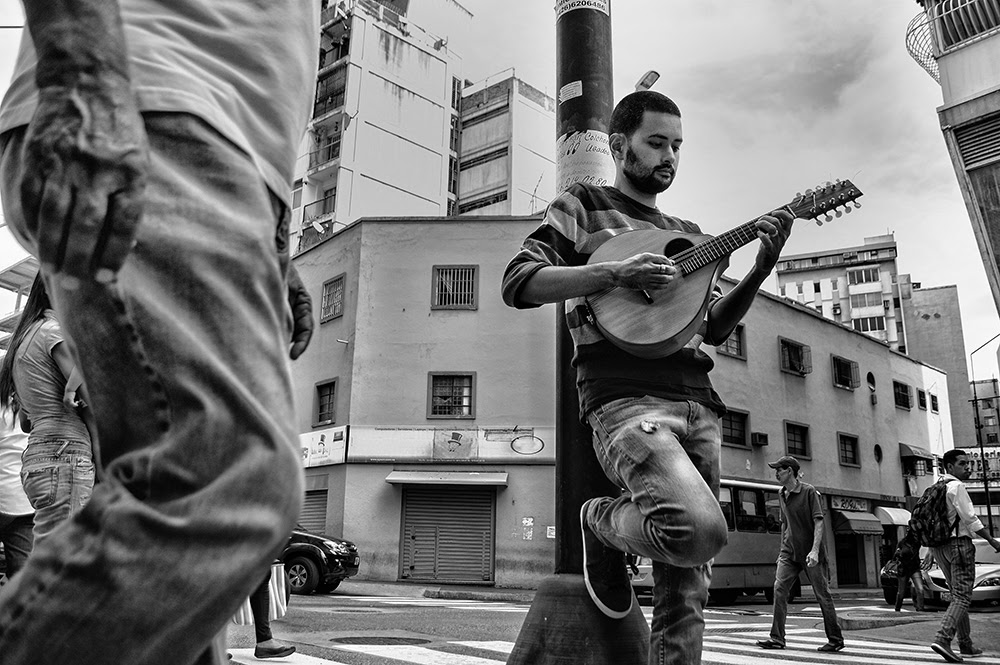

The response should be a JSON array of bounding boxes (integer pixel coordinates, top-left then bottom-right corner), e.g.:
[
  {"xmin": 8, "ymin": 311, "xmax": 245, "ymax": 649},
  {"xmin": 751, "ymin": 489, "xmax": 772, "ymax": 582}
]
[{"xmin": 786, "ymin": 179, "xmax": 864, "ymax": 226}]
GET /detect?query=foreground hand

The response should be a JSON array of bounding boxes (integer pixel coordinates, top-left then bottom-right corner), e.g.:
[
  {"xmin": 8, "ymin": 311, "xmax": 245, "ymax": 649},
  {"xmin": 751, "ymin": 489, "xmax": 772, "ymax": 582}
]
[
  {"xmin": 19, "ymin": 74, "xmax": 148, "ymax": 286},
  {"xmin": 613, "ymin": 251, "xmax": 678, "ymax": 291},
  {"xmin": 806, "ymin": 551, "xmax": 819, "ymax": 568},
  {"xmin": 287, "ymin": 264, "xmax": 314, "ymax": 360},
  {"xmin": 754, "ymin": 209, "xmax": 794, "ymax": 274}
]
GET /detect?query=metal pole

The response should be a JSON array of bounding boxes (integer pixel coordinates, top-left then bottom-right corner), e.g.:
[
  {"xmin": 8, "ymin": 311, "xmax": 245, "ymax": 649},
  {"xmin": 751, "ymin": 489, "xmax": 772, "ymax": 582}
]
[
  {"xmin": 507, "ymin": 2, "xmax": 648, "ymax": 662},
  {"xmin": 969, "ymin": 334, "xmax": 999, "ymax": 535}
]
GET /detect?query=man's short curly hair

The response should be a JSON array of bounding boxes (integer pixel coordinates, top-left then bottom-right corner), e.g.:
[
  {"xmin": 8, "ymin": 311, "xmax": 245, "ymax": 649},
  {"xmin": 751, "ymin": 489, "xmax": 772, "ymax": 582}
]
[
  {"xmin": 942, "ymin": 448, "xmax": 968, "ymax": 468},
  {"xmin": 609, "ymin": 90, "xmax": 681, "ymax": 137}
]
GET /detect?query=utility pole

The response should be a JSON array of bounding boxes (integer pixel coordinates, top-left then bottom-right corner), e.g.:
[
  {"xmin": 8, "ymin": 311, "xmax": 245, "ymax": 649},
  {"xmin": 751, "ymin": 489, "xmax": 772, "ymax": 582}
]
[{"xmin": 507, "ymin": 2, "xmax": 648, "ymax": 663}]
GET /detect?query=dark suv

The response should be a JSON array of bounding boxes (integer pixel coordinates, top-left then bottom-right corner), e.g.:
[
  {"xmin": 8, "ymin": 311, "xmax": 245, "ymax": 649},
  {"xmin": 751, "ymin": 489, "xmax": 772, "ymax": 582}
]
[{"xmin": 281, "ymin": 526, "xmax": 360, "ymax": 595}]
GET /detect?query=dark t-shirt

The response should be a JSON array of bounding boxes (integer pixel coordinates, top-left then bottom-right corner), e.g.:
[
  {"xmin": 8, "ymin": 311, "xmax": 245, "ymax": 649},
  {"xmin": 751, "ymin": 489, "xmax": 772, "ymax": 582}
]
[{"xmin": 778, "ymin": 481, "xmax": 827, "ymax": 564}]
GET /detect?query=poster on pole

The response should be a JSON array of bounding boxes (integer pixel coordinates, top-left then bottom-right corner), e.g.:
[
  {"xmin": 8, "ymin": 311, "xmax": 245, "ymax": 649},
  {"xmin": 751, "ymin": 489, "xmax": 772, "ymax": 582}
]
[
  {"xmin": 555, "ymin": 0, "xmax": 610, "ymax": 19},
  {"xmin": 555, "ymin": 129, "xmax": 615, "ymax": 193}
]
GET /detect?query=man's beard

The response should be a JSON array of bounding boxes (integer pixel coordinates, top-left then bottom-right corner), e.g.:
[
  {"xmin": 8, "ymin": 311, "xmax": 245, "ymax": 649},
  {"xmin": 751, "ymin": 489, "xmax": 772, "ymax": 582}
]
[{"xmin": 623, "ymin": 146, "xmax": 673, "ymax": 195}]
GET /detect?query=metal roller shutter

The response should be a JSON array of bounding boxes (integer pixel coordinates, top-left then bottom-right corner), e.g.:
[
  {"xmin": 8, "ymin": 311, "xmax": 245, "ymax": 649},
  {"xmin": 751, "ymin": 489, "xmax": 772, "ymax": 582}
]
[
  {"xmin": 299, "ymin": 489, "xmax": 328, "ymax": 534},
  {"xmin": 400, "ymin": 485, "xmax": 495, "ymax": 582}
]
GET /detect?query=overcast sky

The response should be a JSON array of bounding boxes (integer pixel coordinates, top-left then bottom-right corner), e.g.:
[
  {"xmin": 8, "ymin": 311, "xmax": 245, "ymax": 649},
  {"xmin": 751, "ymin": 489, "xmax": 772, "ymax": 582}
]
[{"xmin": 2, "ymin": 0, "xmax": 999, "ymax": 379}]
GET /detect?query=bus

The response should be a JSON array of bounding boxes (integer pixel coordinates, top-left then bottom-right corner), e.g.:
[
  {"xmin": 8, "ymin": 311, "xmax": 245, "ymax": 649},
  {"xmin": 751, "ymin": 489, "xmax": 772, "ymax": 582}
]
[{"xmin": 629, "ymin": 478, "xmax": 799, "ymax": 604}]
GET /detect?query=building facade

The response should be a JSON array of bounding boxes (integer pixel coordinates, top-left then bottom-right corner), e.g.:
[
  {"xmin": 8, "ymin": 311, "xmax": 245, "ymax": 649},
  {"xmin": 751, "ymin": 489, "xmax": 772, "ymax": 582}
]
[{"xmin": 290, "ymin": 216, "xmax": 953, "ymax": 590}]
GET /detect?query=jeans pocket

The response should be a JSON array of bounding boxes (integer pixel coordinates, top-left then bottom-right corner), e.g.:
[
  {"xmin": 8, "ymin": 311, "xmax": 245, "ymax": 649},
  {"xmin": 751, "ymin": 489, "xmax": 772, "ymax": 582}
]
[
  {"xmin": 73, "ymin": 457, "xmax": 96, "ymax": 506},
  {"xmin": 21, "ymin": 466, "xmax": 58, "ymax": 510}
]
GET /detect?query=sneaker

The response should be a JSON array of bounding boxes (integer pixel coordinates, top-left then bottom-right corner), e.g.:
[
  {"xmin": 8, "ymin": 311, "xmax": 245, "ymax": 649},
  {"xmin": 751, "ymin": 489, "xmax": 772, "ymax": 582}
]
[
  {"xmin": 756, "ymin": 639, "xmax": 785, "ymax": 649},
  {"xmin": 932, "ymin": 641, "xmax": 964, "ymax": 663},
  {"xmin": 580, "ymin": 499, "xmax": 633, "ymax": 619},
  {"xmin": 817, "ymin": 643, "xmax": 845, "ymax": 652},
  {"xmin": 960, "ymin": 645, "xmax": 983, "ymax": 657}
]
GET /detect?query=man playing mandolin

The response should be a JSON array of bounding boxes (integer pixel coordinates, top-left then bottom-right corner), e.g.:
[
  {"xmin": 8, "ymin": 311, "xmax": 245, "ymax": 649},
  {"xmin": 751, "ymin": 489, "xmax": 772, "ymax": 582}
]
[{"xmin": 501, "ymin": 90, "xmax": 793, "ymax": 664}]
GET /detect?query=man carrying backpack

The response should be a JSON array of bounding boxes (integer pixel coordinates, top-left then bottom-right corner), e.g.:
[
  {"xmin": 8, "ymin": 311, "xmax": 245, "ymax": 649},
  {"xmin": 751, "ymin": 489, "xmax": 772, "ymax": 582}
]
[{"xmin": 926, "ymin": 449, "xmax": 1000, "ymax": 663}]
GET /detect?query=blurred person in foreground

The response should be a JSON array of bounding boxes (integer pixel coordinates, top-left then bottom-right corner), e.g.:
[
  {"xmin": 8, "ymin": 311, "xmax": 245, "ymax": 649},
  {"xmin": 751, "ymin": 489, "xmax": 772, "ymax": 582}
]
[
  {"xmin": 0, "ymin": 1, "xmax": 317, "ymax": 663},
  {"xmin": 892, "ymin": 530, "xmax": 925, "ymax": 612},
  {"xmin": 0, "ymin": 410, "xmax": 33, "ymax": 580},
  {"xmin": 0, "ymin": 274, "xmax": 95, "ymax": 543}
]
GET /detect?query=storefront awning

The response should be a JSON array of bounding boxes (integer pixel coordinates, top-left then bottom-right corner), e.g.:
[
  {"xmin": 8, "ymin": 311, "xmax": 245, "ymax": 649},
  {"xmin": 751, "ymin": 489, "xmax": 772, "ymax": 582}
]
[
  {"xmin": 831, "ymin": 510, "xmax": 885, "ymax": 535},
  {"xmin": 384, "ymin": 471, "xmax": 508, "ymax": 486},
  {"xmin": 899, "ymin": 443, "xmax": 934, "ymax": 460},
  {"xmin": 874, "ymin": 506, "xmax": 911, "ymax": 526}
]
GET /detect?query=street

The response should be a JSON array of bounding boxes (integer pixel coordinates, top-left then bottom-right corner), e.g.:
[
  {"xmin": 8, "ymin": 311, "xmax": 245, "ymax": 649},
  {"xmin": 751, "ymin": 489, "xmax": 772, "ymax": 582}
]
[{"xmin": 226, "ymin": 586, "xmax": 1000, "ymax": 665}]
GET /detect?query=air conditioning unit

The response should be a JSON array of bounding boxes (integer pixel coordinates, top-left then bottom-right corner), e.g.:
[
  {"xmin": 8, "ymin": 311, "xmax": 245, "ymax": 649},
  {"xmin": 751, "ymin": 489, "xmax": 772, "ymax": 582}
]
[{"xmin": 751, "ymin": 432, "xmax": 769, "ymax": 446}]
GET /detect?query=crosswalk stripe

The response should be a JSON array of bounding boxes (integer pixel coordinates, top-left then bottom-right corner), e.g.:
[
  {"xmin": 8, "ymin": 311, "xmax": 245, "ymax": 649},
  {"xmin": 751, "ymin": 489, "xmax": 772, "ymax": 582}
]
[
  {"xmin": 706, "ymin": 634, "xmax": 1000, "ymax": 664},
  {"xmin": 331, "ymin": 644, "xmax": 503, "ymax": 664},
  {"xmin": 451, "ymin": 641, "xmax": 513, "ymax": 654}
]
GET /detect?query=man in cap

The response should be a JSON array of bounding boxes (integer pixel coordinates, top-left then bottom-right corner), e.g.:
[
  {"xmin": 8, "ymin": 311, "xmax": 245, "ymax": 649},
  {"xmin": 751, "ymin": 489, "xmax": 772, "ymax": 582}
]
[{"xmin": 756, "ymin": 455, "xmax": 844, "ymax": 652}]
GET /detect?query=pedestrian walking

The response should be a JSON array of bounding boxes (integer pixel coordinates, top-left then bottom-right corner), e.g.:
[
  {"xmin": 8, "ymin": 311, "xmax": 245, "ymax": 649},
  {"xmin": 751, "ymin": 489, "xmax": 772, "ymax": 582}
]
[
  {"xmin": 502, "ymin": 90, "xmax": 793, "ymax": 664},
  {"xmin": 229, "ymin": 566, "xmax": 296, "ymax": 661},
  {"xmin": 891, "ymin": 531, "xmax": 926, "ymax": 612},
  {"xmin": 0, "ymin": 411, "xmax": 33, "ymax": 580},
  {"xmin": 0, "ymin": 275, "xmax": 94, "ymax": 543},
  {"xmin": 0, "ymin": 1, "xmax": 317, "ymax": 663},
  {"xmin": 927, "ymin": 448, "xmax": 1000, "ymax": 663},
  {"xmin": 756, "ymin": 455, "xmax": 844, "ymax": 653}
]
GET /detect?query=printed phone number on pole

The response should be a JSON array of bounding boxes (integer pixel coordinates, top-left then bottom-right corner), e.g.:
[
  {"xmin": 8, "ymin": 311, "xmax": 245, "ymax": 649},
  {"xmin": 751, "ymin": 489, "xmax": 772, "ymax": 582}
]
[{"xmin": 555, "ymin": 0, "xmax": 610, "ymax": 19}]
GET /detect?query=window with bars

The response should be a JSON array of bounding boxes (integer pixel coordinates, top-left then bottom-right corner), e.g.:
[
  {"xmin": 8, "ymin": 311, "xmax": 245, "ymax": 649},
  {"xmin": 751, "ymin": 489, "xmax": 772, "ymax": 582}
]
[
  {"xmin": 718, "ymin": 324, "xmax": 746, "ymax": 360},
  {"xmin": 432, "ymin": 265, "xmax": 478, "ymax": 310},
  {"xmin": 831, "ymin": 355, "xmax": 860, "ymax": 390},
  {"xmin": 428, "ymin": 373, "xmax": 476, "ymax": 418},
  {"xmin": 315, "ymin": 380, "xmax": 336, "ymax": 426},
  {"xmin": 320, "ymin": 274, "xmax": 346, "ymax": 322},
  {"xmin": 930, "ymin": 393, "xmax": 939, "ymax": 413},
  {"xmin": 838, "ymin": 432, "xmax": 859, "ymax": 466},
  {"xmin": 893, "ymin": 381, "xmax": 913, "ymax": 410},
  {"xmin": 918, "ymin": 389, "xmax": 928, "ymax": 410},
  {"xmin": 722, "ymin": 410, "xmax": 748, "ymax": 448},
  {"xmin": 779, "ymin": 338, "xmax": 812, "ymax": 376},
  {"xmin": 785, "ymin": 421, "xmax": 809, "ymax": 458}
]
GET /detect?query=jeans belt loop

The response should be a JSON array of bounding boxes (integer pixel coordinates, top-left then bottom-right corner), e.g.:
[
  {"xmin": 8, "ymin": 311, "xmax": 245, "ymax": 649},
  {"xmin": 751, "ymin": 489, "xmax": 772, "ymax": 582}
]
[{"xmin": 56, "ymin": 441, "xmax": 70, "ymax": 456}]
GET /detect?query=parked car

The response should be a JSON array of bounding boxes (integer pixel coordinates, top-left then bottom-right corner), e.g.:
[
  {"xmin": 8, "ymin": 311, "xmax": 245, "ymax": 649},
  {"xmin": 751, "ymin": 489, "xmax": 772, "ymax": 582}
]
[
  {"xmin": 880, "ymin": 538, "xmax": 1000, "ymax": 608},
  {"xmin": 280, "ymin": 525, "xmax": 360, "ymax": 595}
]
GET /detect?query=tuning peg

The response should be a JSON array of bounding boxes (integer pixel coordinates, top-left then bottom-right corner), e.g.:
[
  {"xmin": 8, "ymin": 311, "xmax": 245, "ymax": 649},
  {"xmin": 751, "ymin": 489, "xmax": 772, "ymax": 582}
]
[
  {"xmin": 815, "ymin": 218, "xmax": 823, "ymax": 226},
  {"xmin": 824, "ymin": 213, "xmax": 833, "ymax": 223},
  {"xmin": 854, "ymin": 201, "xmax": 862, "ymax": 209},
  {"xmin": 805, "ymin": 188, "xmax": 814, "ymax": 195},
  {"xmin": 835, "ymin": 209, "xmax": 843, "ymax": 218},
  {"xmin": 844, "ymin": 204, "xmax": 854, "ymax": 214}
]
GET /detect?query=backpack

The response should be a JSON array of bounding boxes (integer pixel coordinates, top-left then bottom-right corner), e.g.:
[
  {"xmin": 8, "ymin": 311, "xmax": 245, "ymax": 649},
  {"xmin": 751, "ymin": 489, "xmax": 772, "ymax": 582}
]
[{"xmin": 906, "ymin": 478, "xmax": 959, "ymax": 548}]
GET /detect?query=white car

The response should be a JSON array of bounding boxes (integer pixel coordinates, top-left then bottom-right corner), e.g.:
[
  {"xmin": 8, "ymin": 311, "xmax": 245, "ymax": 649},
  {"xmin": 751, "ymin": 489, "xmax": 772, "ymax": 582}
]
[{"xmin": 923, "ymin": 538, "xmax": 1000, "ymax": 608}]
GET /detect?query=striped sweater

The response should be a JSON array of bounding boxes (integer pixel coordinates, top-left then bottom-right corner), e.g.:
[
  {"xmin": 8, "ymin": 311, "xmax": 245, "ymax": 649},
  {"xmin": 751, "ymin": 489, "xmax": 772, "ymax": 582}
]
[{"xmin": 501, "ymin": 183, "xmax": 725, "ymax": 419}]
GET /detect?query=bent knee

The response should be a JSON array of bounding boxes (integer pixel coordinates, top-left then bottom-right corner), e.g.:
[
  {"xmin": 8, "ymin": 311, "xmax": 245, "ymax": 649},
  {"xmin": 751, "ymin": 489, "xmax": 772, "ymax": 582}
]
[{"xmin": 659, "ymin": 512, "xmax": 728, "ymax": 567}]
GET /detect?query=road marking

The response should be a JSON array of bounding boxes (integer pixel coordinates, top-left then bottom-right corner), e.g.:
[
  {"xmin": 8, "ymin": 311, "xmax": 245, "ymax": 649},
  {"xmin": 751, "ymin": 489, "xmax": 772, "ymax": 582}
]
[
  {"xmin": 706, "ymin": 634, "xmax": 1000, "ymax": 664},
  {"xmin": 332, "ymin": 644, "xmax": 502, "ymax": 664},
  {"xmin": 451, "ymin": 641, "xmax": 513, "ymax": 654},
  {"xmin": 229, "ymin": 648, "xmax": 351, "ymax": 664}
]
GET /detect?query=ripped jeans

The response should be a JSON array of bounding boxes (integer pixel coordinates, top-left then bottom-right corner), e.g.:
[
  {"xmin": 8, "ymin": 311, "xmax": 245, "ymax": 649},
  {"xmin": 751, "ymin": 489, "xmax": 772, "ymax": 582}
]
[
  {"xmin": 0, "ymin": 114, "xmax": 303, "ymax": 665},
  {"xmin": 587, "ymin": 396, "xmax": 728, "ymax": 665}
]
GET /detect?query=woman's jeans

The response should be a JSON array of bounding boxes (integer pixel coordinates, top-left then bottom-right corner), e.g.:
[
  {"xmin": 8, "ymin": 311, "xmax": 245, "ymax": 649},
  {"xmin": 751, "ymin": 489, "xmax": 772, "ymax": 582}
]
[
  {"xmin": 895, "ymin": 570, "xmax": 925, "ymax": 611},
  {"xmin": 587, "ymin": 396, "xmax": 728, "ymax": 665},
  {"xmin": 0, "ymin": 114, "xmax": 303, "ymax": 665},
  {"xmin": 769, "ymin": 555, "xmax": 843, "ymax": 647},
  {"xmin": 20, "ymin": 439, "xmax": 94, "ymax": 543}
]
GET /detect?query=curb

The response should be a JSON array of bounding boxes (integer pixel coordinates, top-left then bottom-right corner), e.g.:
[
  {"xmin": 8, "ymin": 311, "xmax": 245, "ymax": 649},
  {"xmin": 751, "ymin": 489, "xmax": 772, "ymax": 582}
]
[
  {"xmin": 838, "ymin": 611, "xmax": 933, "ymax": 631},
  {"xmin": 423, "ymin": 588, "xmax": 535, "ymax": 604}
]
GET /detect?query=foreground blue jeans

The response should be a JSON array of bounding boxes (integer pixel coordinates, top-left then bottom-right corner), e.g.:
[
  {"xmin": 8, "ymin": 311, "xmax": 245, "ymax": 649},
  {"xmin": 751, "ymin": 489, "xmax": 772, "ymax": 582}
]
[
  {"xmin": 0, "ymin": 114, "xmax": 303, "ymax": 665},
  {"xmin": 769, "ymin": 554, "xmax": 843, "ymax": 646},
  {"xmin": 587, "ymin": 396, "xmax": 728, "ymax": 665},
  {"xmin": 933, "ymin": 536, "xmax": 976, "ymax": 649},
  {"xmin": 19, "ymin": 439, "xmax": 93, "ymax": 543}
]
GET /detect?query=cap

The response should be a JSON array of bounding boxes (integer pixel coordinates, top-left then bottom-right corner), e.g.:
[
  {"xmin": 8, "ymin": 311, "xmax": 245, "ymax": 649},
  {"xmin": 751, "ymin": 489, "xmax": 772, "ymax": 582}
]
[{"xmin": 768, "ymin": 455, "xmax": 800, "ymax": 471}]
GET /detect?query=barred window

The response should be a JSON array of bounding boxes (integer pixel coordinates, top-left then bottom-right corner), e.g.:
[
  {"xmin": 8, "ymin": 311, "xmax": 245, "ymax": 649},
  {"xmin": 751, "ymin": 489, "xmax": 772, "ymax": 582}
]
[
  {"xmin": 779, "ymin": 338, "xmax": 812, "ymax": 376},
  {"xmin": 893, "ymin": 381, "xmax": 913, "ymax": 410},
  {"xmin": 918, "ymin": 389, "xmax": 928, "ymax": 410},
  {"xmin": 722, "ymin": 410, "xmax": 748, "ymax": 447},
  {"xmin": 315, "ymin": 380, "xmax": 336, "ymax": 425},
  {"xmin": 930, "ymin": 393, "xmax": 939, "ymax": 413},
  {"xmin": 838, "ymin": 433, "xmax": 859, "ymax": 466},
  {"xmin": 785, "ymin": 422, "xmax": 809, "ymax": 458},
  {"xmin": 831, "ymin": 355, "xmax": 860, "ymax": 389},
  {"xmin": 718, "ymin": 324, "xmax": 746, "ymax": 360},
  {"xmin": 458, "ymin": 191, "xmax": 508, "ymax": 214},
  {"xmin": 432, "ymin": 265, "xmax": 478, "ymax": 310},
  {"xmin": 428, "ymin": 373, "xmax": 476, "ymax": 418},
  {"xmin": 320, "ymin": 274, "xmax": 345, "ymax": 322}
]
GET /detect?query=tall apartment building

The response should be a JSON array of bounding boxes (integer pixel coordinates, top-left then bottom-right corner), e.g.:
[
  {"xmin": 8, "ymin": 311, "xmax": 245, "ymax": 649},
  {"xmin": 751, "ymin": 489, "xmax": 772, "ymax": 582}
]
[
  {"xmin": 457, "ymin": 75, "xmax": 556, "ymax": 216},
  {"xmin": 775, "ymin": 234, "xmax": 910, "ymax": 352},
  {"xmin": 907, "ymin": 1, "xmax": 1000, "ymax": 312},
  {"xmin": 293, "ymin": 0, "xmax": 472, "ymax": 254},
  {"xmin": 290, "ymin": 216, "xmax": 953, "ymax": 590},
  {"xmin": 291, "ymin": 1, "xmax": 557, "ymax": 254}
]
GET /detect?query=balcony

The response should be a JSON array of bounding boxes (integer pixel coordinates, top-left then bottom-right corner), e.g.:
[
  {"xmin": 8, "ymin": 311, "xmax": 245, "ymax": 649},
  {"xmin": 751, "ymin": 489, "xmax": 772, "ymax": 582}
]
[
  {"xmin": 307, "ymin": 139, "xmax": 342, "ymax": 174},
  {"xmin": 298, "ymin": 194, "xmax": 337, "ymax": 253},
  {"xmin": 908, "ymin": 0, "xmax": 1000, "ymax": 81}
]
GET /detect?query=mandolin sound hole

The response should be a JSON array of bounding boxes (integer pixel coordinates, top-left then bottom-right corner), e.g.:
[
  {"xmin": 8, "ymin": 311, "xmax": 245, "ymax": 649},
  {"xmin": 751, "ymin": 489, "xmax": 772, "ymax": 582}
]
[{"xmin": 663, "ymin": 238, "xmax": 693, "ymax": 259}]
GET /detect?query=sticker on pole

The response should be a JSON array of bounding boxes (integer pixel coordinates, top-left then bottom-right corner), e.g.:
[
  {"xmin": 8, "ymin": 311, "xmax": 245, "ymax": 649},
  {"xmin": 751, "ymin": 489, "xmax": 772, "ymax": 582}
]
[
  {"xmin": 555, "ymin": 0, "xmax": 610, "ymax": 19},
  {"xmin": 556, "ymin": 129, "xmax": 615, "ymax": 193}
]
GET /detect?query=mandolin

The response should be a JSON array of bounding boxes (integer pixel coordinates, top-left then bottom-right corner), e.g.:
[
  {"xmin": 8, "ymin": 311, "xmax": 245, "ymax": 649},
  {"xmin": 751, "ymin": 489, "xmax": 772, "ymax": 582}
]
[{"xmin": 584, "ymin": 179, "xmax": 864, "ymax": 359}]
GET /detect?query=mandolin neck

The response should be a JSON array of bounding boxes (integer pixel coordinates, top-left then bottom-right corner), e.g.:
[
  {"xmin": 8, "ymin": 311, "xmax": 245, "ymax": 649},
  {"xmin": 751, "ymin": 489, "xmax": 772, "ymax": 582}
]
[{"xmin": 673, "ymin": 219, "xmax": 767, "ymax": 275}]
